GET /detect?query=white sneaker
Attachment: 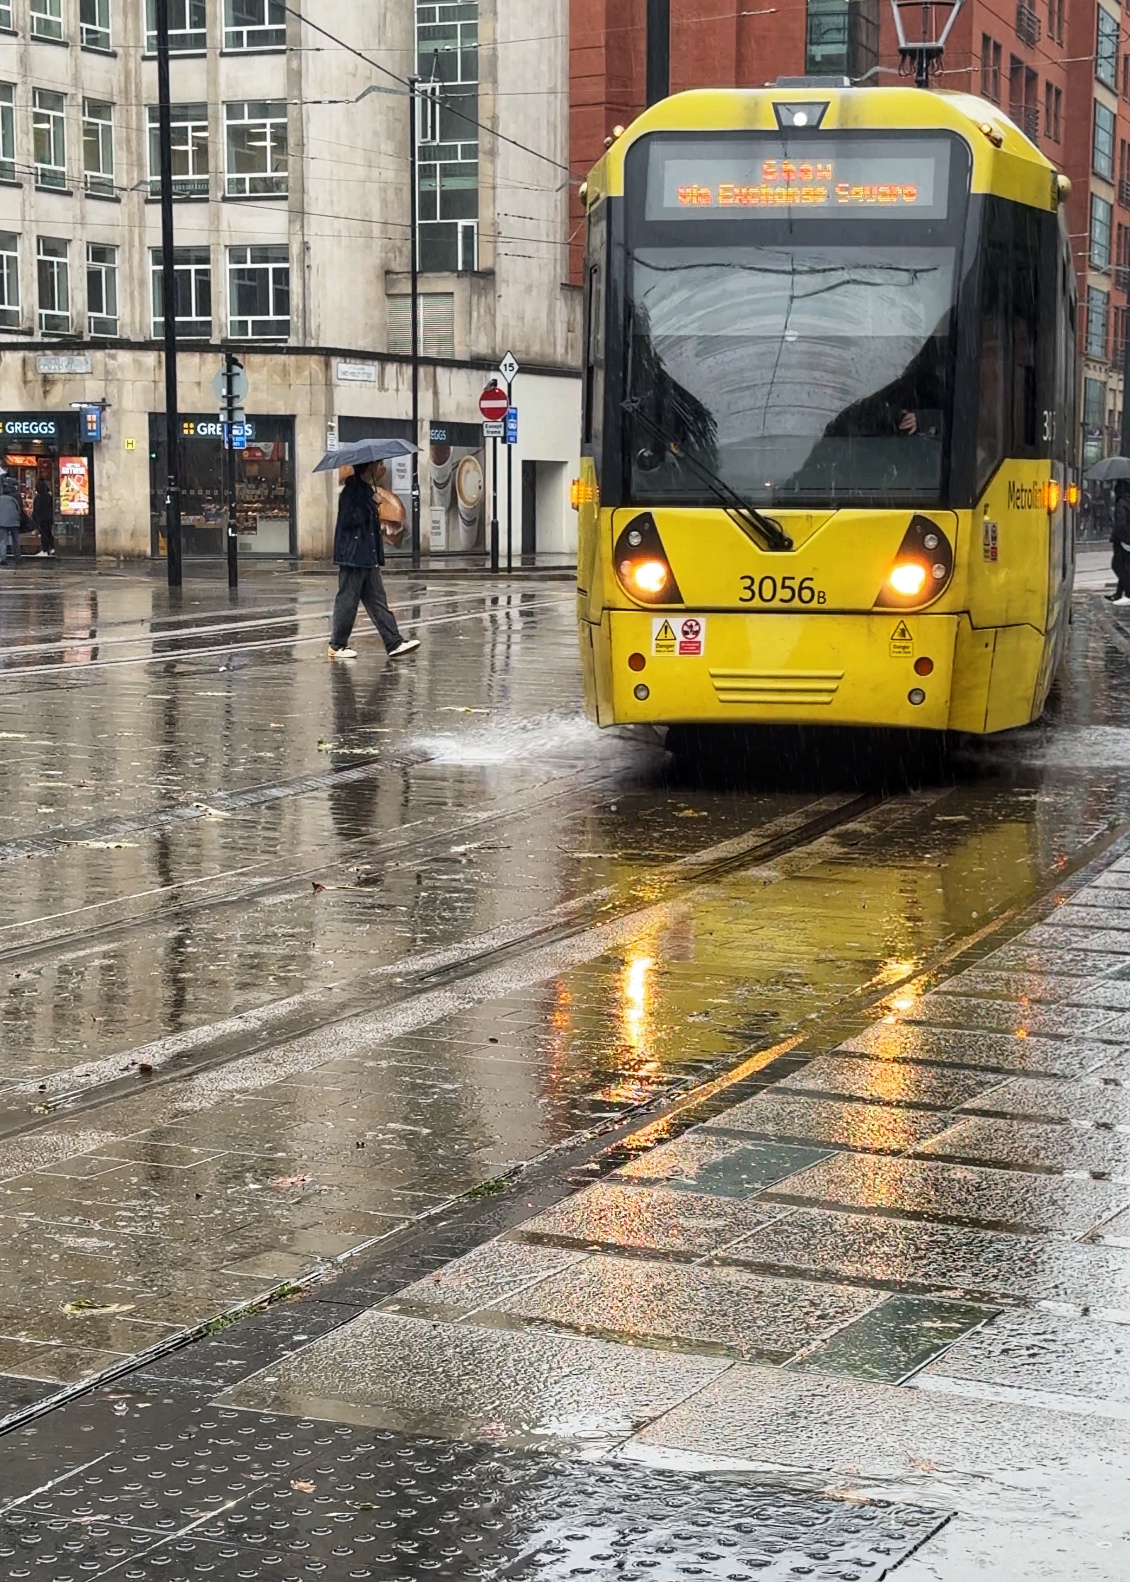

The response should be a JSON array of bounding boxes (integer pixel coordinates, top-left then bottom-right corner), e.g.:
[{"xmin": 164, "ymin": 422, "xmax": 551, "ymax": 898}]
[
  {"xmin": 328, "ymin": 644, "xmax": 357, "ymax": 659},
  {"xmin": 1114, "ymin": 596, "xmax": 1130, "ymax": 606},
  {"xmin": 35, "ymin": 550, "xmax": 49, "ymax": 557},
  {"xmin": 388, "ymin": 638, "xmax": 420, "ymax": 658}
]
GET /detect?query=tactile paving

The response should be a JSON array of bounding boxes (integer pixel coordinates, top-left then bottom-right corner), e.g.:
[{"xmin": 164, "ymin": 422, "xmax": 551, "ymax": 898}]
[{"xmin": 0, "ymin": 1415, "xmax": 948, "ymax": 1579}]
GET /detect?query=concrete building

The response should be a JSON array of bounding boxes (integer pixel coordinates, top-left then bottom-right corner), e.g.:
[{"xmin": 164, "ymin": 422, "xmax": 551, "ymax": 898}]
[{"xmin": 0, "ymin": 0, "xmax": 581, "ymax": 562}]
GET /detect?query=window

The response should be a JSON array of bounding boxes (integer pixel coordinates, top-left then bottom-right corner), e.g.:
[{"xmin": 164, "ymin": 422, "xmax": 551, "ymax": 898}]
[
  {"xmin": 224, "ymin": 0, "xmax": 285, "ymax": 49},
  {"xmin": 81, "ymin": 0, "xmax": 112, "ymax": 49},
  {"xmin": 148, "ymin": 104, "xmax": 209, "ymax": 197},
  {"xmin": 1092, "ymin": 193, "xmax": 1113, "ymax": 270},
  {"xmin": 416, "ymin": 0, "xmax": 479, "ymax": 273},
  {"xmin": 37, "ymin": 237, "xmax": 69, "ymax": 334},
  {"xmin": 805, "ymin": 0, "xmax": 879, "ymax": 78},
  {"xmin": 0, "ymin": 2, "xmax": 10, "ymax": 27},
  {"xmin": 146, "ymin": 0, "xmax": 206, "ymax": 52},
  {"xmin": 30, "ymin": 0, "xmax": 63, "ymax": 41},
  {"xmin": 87, "ymin": 243, "xmax": 117, "ymax": 336},
  {"xmin": 980, "ymin": 35, "xmax": 1001, "ymax": 102},
  {"xmin": 0, "ymin": 86, "xmax": 14, "ymax": 182},
  {"xmin": 1087, "ymin": 284, "xmax": 1110, "ymax": 360},
  {"xmin": 151, "ymin": 245, "xmax": 212, "ymax": 338},
  {"xmin": 225, "ymin": 101, "xmax": 287, "ymax": 195},
  {"xmin": 387, "ymin": 292, "xmax": 455, "ymax": 357},
  {"xmin": 1098, "ymin": 6, "xmax": 1120, "ymax": 89},
  {"xmin": 0, "ymin": 232, "xmax": 18, "ymax": 327},
  {"xmin": 33, "ymin": 90, "xmax": 66, "ymax": 190},
  {"xmin": 228, "ymin": 243, "xmax": 289, "ymax": 337},
  {"xmin": 82, "ymin": 100, "xmax": 114, "ymax": 196},
  {"xmin": 1047, "ymin": 0, "xmax": 1065, "ymax": 44},
  {"xmin": 1043, "ymin": 83, "xmax": 1062, "ymax": 143},
  {"xmin": 1095, "ymin": 101, "xmax": 1117, "ymax": 179}
]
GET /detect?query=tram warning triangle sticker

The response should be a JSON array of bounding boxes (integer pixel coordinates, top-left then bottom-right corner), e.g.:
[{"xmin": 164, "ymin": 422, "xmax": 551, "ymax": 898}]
[
  {"xmin": 889, "ymin": 621, "xmax": 914, "ymax": 657},
  {"xmin": 653, "ymin": 618, "xmax": 678, "ymax": 655}
]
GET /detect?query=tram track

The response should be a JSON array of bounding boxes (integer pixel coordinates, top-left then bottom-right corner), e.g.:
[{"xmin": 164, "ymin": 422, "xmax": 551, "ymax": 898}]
[{"xmin": 0, "ymin": 790, "xmax": 891, "ymax": 1146}]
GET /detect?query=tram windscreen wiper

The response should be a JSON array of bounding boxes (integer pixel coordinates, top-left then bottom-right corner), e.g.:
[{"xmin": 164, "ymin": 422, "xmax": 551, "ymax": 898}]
[{"xmin": 623, "ymin": 400, "xmax": 793, "ymax": 552}]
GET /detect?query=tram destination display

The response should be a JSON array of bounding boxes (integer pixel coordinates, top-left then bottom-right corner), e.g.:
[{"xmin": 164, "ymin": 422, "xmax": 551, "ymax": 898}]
[{"xmin": 645, "ymin": 137, "xmax": 952, "ymax": 221}]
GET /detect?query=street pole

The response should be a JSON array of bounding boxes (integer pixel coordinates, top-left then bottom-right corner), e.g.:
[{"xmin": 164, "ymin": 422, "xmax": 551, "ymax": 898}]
[
  {"xmin": 646, "ymin": 0, "xmax": 671, "ymax": 106},
  {"xmin": 1121, "ymin": 307, "xmax": 1130, "ymax": 456},
  {"xmin": 490, "ymin": 435, "xmax": 499, "ymax": 572},
  {"xmin": 505, "ymin": 377, "xmax": 513, "ymax": 572},
  {"xmin": 224, "ymin": 352, "xmax": 238, "ymax": 592},
  {"xmin": 409, "ymin": 76, "xmax": 422, "ymax": 569},
  {"xmin": 156, "ymin": 0, "xmax": 182, "ymax": 589}
]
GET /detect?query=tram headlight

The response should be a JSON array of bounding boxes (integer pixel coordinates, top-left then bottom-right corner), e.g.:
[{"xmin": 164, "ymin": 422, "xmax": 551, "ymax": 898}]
[
  {"xmin": 888, "ymin": 563, "xmax": 928, "ymax": 597},
  {"xmin": 875, "ymin": 515, "xmax": 954, "ymax": 609},
  {"xmin": 613, "ymin": 513, "xmax": 684, "ymax": 605}
]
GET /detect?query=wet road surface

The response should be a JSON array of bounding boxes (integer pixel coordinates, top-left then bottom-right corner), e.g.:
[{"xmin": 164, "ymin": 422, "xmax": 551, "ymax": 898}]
[{"xmin": 1, "ymin": 564, "xmax": 1129, "ymax": 1578}]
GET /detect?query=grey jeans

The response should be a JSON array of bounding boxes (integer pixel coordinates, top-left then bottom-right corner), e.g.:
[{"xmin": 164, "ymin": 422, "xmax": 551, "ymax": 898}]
[
  {"xmin": 0, "ymin": 526, "xmax": 18, "ymax": 563},
  {"xmin": 330, "ymin": 566, "xmax": 403, "ymax": 652}
]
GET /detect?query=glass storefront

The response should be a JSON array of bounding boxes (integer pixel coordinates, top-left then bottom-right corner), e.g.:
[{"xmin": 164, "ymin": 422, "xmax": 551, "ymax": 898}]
[
  {"xmin": 149, "ymin": 413, "xmax": 296, "ymax": 557},
  {"xmin": 0, "ymin": 412, "xmax": 95, "ymax": 555}
]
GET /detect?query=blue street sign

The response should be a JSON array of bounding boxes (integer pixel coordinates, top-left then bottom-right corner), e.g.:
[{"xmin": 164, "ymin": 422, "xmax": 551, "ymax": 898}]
[
  {"xmin": 225, "ymin": 423, "xmax": 248, "ymax": 451},
  {"xmin": 80, "ymin": 406, "xmax": 102, "ymax": 443},
  {"xmin": 505, "ymin": 406, "xmax": 518, "ymax": 446}
]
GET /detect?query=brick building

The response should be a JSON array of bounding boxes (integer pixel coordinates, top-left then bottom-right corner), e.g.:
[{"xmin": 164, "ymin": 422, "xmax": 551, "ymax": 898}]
[{"xmin": 567, "ymin": 0, "xmax": 1121, "ymax": 463}]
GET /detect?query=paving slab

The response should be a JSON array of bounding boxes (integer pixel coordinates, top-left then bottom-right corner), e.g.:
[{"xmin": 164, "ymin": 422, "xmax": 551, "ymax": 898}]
[
  {"xmin": 921, "ymin": 1307, "xmax": 1130, "ymax": 1403},
  {"xmin": 963, "ymin": 1074, "xmax": 1130, "ymax": 1125},
  {"xmin": 615, "ymin": 1131, "xmax": 833, "ymax": 1195},
  {"xmin": 220, "ymin": 1310, "xmax": 730, "ymax": 1450},
  {"xmin": 515, "ymin": 1182, "xmax": 774, "ymax": 1257},
  {"xmin": 778, "ymin": 1054, "xmax": 1001, "ymax": 1109},
  {"xmin": 790, "ymin": 1294, "xmax": 996, "ymax": 1383},
  {"xmin": 382, "ymin": 1239, "xmax": 587, "ymax": 1321},
  {"xmin": 705, "ymin": 1091, "xmax": 954, "ymax": 1152},
  {"xmin": 914, "ymin": 1114, "xmax": 1130, "ymax": 1178},
  {"xmin": 759, "ymin": 1150, "xmax": 1129, "ymax": 1235},
  {"xmin": 837, "ymin": 1022, "xmax": 1114, "ymax": 1076},
  {"xmin": 487, "ymin": 1252, "xmax": 877, "ymax": 1362},
  {"xmin": 901, "ymin": 993, "xmax": 1114, "ymax": 1038}
]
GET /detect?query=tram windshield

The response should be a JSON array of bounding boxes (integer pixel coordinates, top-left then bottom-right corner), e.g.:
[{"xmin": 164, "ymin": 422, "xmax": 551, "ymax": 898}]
[{"xmin": 622, "ymin": 135, "xmax": 964, "ymax": 508}]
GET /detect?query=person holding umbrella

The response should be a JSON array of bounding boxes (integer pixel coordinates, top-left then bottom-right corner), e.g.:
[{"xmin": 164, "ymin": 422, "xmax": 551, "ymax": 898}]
[
  {"xmin": 1086, "ymin": 456, "xmax": 1130, "ymax": 604},
  {"xmin": 318, "ymin": 440, "xmax": 420, "ymax": 661}
]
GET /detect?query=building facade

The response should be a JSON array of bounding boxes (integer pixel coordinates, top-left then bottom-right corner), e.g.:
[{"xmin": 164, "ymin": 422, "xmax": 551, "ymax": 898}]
[{"xmin": 0, "ymin": 0, "xmax": 581, "ymax": 562}]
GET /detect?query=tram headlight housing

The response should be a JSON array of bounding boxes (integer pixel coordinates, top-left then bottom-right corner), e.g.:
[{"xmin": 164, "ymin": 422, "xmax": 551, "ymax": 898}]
[
  {"xmin": 876, "ymin": 515, "xmax": 954, "ymax": 609},
  {"xmin": 613, "ymin": 513, "xmax": 684, "ymax": 605}
]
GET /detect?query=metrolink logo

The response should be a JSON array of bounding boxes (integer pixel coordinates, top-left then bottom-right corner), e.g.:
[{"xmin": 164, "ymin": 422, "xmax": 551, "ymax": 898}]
[{"xmin": 1007, "ymin": 479, "xmax": 1043, "ymax": 510}]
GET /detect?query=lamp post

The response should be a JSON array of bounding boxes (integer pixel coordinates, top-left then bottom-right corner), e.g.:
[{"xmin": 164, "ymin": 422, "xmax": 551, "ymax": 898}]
[
  {"xmin": 646, "ymin": 0, "xmax": 670, "ymax": 105},
  {"xmin": 409, "ymin": 76, "xmax": 422, "ymax": 569},
  {"xmin": 155, "ymin": 0, "xmax": 182, "ymax": 589}
]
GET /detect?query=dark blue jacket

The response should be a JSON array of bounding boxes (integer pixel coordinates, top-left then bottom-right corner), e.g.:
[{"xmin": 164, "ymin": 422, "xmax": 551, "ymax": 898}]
[{"xmin": 333, "ymin": 475, "xmax": 384, "ymax": 569}]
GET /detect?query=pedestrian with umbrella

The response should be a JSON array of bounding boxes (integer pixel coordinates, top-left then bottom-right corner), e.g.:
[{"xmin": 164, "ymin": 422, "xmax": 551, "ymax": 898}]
[
  {"xmin": 315, "ymin": 439, "xmax": 420, "ymax": 661},
  {"xmin": 1085, "ymin": 456, "xmax": 1130, "ymax": 604}
]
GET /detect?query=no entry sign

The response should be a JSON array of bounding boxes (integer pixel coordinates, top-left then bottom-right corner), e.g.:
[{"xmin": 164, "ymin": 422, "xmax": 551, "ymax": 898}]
[{"xmin": 479, "ymin": 384, "xmax": 509, "ymax": 422}]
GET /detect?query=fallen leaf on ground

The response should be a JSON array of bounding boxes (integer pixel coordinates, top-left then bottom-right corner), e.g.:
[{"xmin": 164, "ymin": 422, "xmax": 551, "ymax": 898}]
[
  {"xmin": 290, "ymin": 1480, "xmax": 316, "ymax": 1493},
  {"xmin": 312, "ymin": 882, "xmax": 325, "ymax": 894},
  {"xmin": 268, "ymin": 1174, "xmax": 312, "ymax": 1190},
  {"xmin": 61, "ymin": 1299, "xmax": 136, "ymax": 1316}
]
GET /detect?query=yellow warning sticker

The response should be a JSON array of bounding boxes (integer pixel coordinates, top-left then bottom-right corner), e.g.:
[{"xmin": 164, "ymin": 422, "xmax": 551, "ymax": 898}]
[
  {"xmin": 889, "ymin": 620, "xmax": 914, "ymax": 658},
  {"xmin": 652, "ymin": 618, "xmax": 678, "ymax": 656}
]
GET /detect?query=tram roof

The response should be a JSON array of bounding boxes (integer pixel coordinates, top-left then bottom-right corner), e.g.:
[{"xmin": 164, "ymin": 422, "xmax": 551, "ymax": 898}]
[{"xmin": 587, "ymin": 87, "xmax": 1063, "ymax": 215}]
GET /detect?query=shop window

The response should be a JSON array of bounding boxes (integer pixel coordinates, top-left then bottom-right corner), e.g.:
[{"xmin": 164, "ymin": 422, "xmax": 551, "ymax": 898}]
[
  {"xmin": 387, "ymin": 291, "xmax": 455, "ymax": 357},
  {"xmin": 0, "ymin": 86, "xmax": 14, "ymax": 183},
  {"xmin": 147, "ymin": 104, "xmax": 209, "ymax": 198},
  {"xmin": 416, "ymin": 0, "xmax": 479, "ymax": 274},
  {"xmin": 1098, "ymin": 6, "xmax": 1120, "ymax": 89},
  {"xmin": 0, "ymin": 232, "xmax": 19, "ymax": 328},
  {"xmin": 980, "ymin": 35, "xmax": 1001, "ymax": 102},
  {"xmin": 0, "ymin": 2, "xmax": 10, "ymax": 28},
  {"xmin": 82, "ymin": 100, "xmax": 114, "ymax": 197},
  {"xmin": 81, "ymin": 0, "xmax": 111, "ymax": 50},
  {"xmin": 1092, "ymin": 193, "xmax": 1113, "ymax": 271},
  {"xmin": 37, "ymin": 237, "xmax": 69, "ymax": 334},
  {"xmin": 228, "ymin": 243, "xmax": 289, "ymax": 338},
  {"xmin": 33, "ymin": 89, "xmax": 66, "ymax": 190},
  {"xmin": 151, "ymin": 245, "xmax": 212, "ymax": 338},
  {"xmin": 87, "ymin": 244, "xmax": 117, "ymax": 337},
  {"xmin": 30, "ymin": 0, "xmax": 63, "ymax": 41},
  {"xmin": 224, "ymin": 0, "xmax": 285, "ymax": 49},
  {"xmin": 1095, "ymin": 101, "xmax": 1116, "ymax": 179},
  {"xmin": 225, "ymin": 102, "xmax": 287, "ymax": 196},
  {"xmin": 146, "ymin": 0, "xmax": 206, "ymax": 53},
  {"xmin": 1087, "ymin": 284, "xmax": 1110, "ymax": 360}
]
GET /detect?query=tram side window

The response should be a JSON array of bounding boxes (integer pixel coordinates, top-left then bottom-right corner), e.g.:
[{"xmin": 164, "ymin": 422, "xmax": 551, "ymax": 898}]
[
  {"xmin": 975, "ymin": 203, "xmax": 1049, "ymax": 488},
  {"xmin": 583, "ymin": 204, "xmax": 606, "ymax": 457}
]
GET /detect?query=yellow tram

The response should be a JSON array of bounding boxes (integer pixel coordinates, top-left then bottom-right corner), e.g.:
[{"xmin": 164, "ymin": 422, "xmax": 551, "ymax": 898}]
[{"xmin": 575, "ymin": 86, "xmax": 1078, "ymax": 738}]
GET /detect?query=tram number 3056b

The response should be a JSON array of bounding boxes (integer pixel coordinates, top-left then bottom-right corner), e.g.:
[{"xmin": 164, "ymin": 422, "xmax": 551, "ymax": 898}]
[{"xmin": 739, "ymin": 575, "xmax": 827, "ymax": 606}]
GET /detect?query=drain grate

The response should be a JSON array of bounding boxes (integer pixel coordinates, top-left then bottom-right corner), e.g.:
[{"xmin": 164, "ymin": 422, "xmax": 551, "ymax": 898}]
[{"xmin": 0, "ymin": 1416, "xmax": 948, "ymax": 1580}]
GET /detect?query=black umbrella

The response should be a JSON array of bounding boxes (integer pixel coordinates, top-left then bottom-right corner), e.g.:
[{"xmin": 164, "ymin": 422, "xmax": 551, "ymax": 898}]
[
  {"xmin": 1085, "ymin": 455, "xmax": 1130, "ymax": 482},
  {"xmin": 313, "ymin": 438, "xmax": 417, "ymax": 474}
]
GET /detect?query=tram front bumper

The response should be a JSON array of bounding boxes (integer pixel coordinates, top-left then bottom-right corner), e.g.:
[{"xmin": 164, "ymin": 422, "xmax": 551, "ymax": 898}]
[{"xmin": 602, "ymin": 610, "xmax": 960, "ymax": 730}]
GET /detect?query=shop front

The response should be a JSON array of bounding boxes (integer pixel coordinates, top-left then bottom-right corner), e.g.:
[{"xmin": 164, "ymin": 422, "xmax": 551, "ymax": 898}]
[
  {"xmin": 149, "ymin": 414, "xmax": 296, "ymax": 558},
  {"xmin": 0, "ymin": 412, "xmax": 95, "ymax": 556}
]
